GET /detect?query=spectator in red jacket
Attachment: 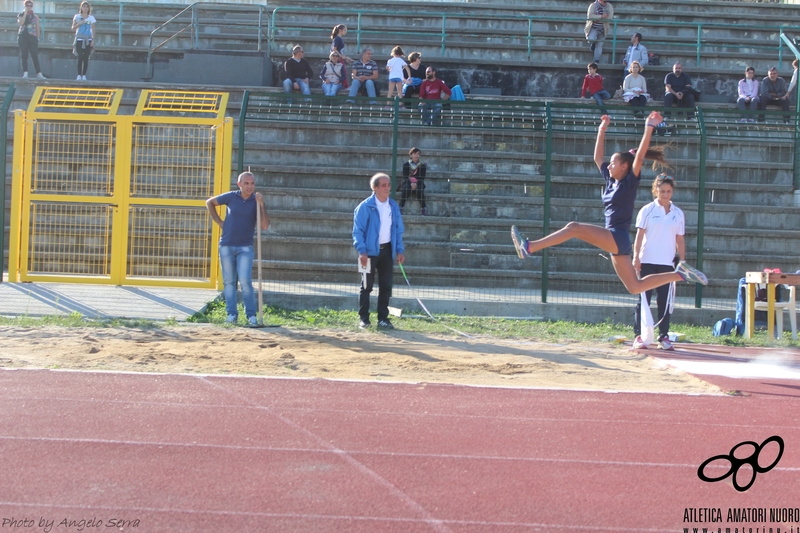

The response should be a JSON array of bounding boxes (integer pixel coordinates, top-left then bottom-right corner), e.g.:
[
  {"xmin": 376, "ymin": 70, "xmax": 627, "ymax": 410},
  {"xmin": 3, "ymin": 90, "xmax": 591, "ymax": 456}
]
[
  {"xmin": 582, "ymin": 62, "xmax": 611, "ymax": 114},
  {"xmin": 419, "ymin": 66, "xmax": 451, "ymax": 126}
]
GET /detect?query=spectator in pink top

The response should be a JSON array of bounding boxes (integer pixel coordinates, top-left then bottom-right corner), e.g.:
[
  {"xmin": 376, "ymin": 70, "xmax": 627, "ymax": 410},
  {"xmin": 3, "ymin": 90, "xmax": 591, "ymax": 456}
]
[
  {"xmin": 737, "ymin": 66, "xmax": 759, "ymax": 123},
  {"xmin": 418, "ymin": 66, "xmax": 451, "ymax": 126},
  {"xmin": 582, "ymin": 62, "xmax": 611, "ymax": 114}
]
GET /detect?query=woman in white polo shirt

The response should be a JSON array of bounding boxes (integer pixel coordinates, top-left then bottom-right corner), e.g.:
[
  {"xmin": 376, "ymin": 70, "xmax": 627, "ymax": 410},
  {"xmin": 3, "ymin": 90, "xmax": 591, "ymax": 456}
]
[{"xmin": 632, "ymin": 175, "xmax": 685, "ymax": 351}]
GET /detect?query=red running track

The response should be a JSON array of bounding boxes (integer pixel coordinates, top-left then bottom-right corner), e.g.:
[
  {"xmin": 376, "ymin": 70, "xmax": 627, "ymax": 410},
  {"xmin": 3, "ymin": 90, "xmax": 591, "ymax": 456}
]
[{"xmin": 1, "ymin": 367, "xmax": 799, "ymax": 533}]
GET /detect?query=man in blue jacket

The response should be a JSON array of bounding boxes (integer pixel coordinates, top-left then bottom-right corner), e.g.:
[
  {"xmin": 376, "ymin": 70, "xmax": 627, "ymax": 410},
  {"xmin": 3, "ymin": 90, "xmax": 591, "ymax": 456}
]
[{"xmin": 352, "ymin": 173, "xmax": 405, "ymax": 329}]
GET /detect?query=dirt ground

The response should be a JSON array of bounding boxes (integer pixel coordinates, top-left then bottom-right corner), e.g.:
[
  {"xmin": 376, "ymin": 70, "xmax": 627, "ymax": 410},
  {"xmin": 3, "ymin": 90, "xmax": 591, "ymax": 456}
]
[{"xmin": 0, "ymin": 324, "xmax": 720, "ymax": 394}]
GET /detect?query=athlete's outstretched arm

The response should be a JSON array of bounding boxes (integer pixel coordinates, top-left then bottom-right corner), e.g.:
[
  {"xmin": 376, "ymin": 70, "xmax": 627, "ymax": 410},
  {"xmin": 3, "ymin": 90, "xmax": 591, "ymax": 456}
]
[{"xmin": 594, "ymin": 115, "xmax": 611, "ymax": 171}]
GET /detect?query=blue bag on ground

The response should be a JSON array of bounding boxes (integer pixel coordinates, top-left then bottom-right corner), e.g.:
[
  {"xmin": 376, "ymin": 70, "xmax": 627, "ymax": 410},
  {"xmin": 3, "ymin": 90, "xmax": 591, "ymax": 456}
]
[{"xmin": 712, "ymin": 318, "xmax": 734, "ymax": 337}]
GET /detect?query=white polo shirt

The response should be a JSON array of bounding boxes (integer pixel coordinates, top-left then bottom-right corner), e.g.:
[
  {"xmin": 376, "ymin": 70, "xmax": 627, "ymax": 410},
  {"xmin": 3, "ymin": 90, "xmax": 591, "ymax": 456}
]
[{"xmin": 635, "ymin": 200, "xmax": 685, "ymax": 266}]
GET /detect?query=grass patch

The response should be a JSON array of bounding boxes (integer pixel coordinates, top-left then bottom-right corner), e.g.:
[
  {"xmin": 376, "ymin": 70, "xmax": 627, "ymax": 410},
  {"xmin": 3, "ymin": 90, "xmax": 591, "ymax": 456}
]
[
  {"xmin": 0, "ymin": 311, "xmax": 164, "ymax": 329},
  {"xmin": 187, "ymin": 300, "xmax": 800, "ymax": 348}
]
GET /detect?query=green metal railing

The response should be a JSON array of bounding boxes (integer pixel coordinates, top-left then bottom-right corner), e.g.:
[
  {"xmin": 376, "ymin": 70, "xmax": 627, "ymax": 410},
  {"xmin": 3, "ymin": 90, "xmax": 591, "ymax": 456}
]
[
  {"xmin": 269, "ymin": 6, "xmax": 800, "ymax": 68},
  {"xmin": 238, "ymin": 92, "xmax": 798, "ymax": 309},
  {"xmin": 145, "ymin": 2, "xmax": 270, "ymax": 80},
  {"xmin": 0, "ymin": 83, "xmax": 16, "ymax": 277}
]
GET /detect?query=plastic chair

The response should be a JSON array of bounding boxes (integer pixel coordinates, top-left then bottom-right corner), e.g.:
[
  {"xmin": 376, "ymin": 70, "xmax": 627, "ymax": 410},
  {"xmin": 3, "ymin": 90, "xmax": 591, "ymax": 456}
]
[{"xmin": 753, "ymin": 284, "xmax": 797, "ymax": 340}]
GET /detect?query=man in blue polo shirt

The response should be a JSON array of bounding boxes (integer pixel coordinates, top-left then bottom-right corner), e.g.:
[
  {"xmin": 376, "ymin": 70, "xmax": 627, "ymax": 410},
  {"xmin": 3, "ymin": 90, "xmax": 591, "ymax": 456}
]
[{"xmin": 206, "ymin": 172, "xmax": 269, "ymax": 326}]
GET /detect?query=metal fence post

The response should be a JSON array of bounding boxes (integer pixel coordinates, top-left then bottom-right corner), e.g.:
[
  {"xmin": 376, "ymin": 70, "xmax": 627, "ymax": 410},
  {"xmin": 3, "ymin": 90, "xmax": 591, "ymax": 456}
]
[
  {"xmin": 237, "ymin": 90, "xmax": 249, "ymax": 176},
  {"xmin": 390, "ymin": 97, "xmax": 400, "ymax": 199},
  {"xmin": 541, "ymin": 102, "xmax": 552, "ymax": 303},
  {"xmin": 695, "ymin": 108, "xmax": 707, "ymax": 308},
  {"xmin": 0, "ymin": 83, "xmax": 17, "ymax": 279}
]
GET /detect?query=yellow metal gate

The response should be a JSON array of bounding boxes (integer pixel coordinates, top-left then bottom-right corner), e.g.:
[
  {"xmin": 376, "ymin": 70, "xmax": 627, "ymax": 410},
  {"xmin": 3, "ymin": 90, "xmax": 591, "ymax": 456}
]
[{"xmin": 9, "ymin": 87, "xmax": 232, "ymax": 287}]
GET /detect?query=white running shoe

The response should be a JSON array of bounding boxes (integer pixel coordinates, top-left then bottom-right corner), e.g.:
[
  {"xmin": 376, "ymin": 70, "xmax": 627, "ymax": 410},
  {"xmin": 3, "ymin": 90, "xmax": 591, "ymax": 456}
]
[
  {"xmin": 632, "ymin": 336, "xmax": 647, "ymax": 349},
  {"xmin": 248, "ymin": 316, "xmax": 258, "ymax": 327},
  {"xmin": 82, "ymin": 75, "xmax": 87, "ymax": 81},
  {"xmin": 510, "ymin": 225, "xmax": 530, "ymax": 259},
  {"xmin": 36, "ymin": 72, "xmax": 45, "ymax": 79},
  {"xmin": 22, "ymin": 72, "xmax": 28, "ymax": 78},
  {"xmin": 675, "ymin": 261, "xmax": 708, "ymax": 285},
  {"xmin": 658, "ymin": 338, "xmax": 675, "ymax": 351},
  {"xmin": 77, "ymin": 75, "xmax": 82, "ymax": 81}
]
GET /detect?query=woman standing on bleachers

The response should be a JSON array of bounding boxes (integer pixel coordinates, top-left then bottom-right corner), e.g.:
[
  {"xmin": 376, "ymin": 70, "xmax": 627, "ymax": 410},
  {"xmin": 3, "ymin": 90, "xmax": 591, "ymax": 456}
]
[
  {"xmin": 623, "ymin": 61, "xmax": 648, "ymax": 118},
  {"xmin": 71, "ymin": 1, "xmax": 95, "ymax": 81}
]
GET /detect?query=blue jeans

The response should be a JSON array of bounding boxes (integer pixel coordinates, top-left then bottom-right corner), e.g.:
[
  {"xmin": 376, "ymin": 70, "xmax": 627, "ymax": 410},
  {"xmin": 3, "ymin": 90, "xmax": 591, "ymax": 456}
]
[
  {"xmin": 283, "ymin": 78, "xmax": 310, "ymax": 95},
  {"xmin": 219, "ymin": 245, "xmax": 257, "ymax": 319},
  {"xmin": 348, "ymin": 79, "xmax": 376, "ymax": 100},
  {"xmin": 322, "ymin": 82, "xmax": 342, "ymax": 96},
  {"xmin": 420, "ymin": 101, "xmax": 442, "ymax": 125},
  {"xmin": 591, "ymin": 90, "xmax": 611, "ymax": 113}
]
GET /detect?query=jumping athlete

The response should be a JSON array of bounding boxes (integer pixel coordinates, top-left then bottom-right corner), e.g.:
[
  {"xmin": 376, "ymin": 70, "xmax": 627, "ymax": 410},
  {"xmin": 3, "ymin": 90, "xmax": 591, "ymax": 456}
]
[{"xmin": 510, "ymin": 111, "xmax": 707, "ymax": 294}]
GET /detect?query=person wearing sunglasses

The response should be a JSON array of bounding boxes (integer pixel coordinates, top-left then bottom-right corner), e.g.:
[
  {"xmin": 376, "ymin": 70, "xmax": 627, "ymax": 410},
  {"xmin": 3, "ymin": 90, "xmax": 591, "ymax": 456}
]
[
  {"xmin": 17, "ymin": 0, "xmax": 45, "ymax": 79},
  {"xmin": 320, "ymin": 51, "xmax": 346, "ymax": 97}
]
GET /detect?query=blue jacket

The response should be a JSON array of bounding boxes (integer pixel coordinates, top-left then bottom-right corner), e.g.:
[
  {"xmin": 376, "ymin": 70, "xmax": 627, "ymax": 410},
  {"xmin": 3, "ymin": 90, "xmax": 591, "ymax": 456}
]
[{"xmin": 352, "ymin": 194, "xmax": 404, "ymax": 260}]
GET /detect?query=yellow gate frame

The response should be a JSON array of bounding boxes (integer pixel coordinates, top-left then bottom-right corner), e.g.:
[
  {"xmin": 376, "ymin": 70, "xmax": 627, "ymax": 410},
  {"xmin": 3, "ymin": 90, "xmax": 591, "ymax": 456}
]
[{"xmin": 9, "ymin": 87, "xmax": 232, "ymax": 288}]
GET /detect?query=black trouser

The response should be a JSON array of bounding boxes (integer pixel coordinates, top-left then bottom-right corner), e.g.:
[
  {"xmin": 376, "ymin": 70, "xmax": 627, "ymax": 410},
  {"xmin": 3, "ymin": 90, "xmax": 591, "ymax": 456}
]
[
  {"xmin": 399, "ymin": 180, "xmax": 425, "ymax": 208},
  {"xmin": 663, "ymin": 92, "xmax": 695, "ymax": 118},
  {"xmin": 628, "ymin": 95, "xmax": 647, "ymax": 113},
  {"xmin": 359, "ymin": 244, "xmax": 393, "ymax": 322},
  {"xmin": 76, "ymin": 39, "xmax": 91, "ymax": 75},
  {"xmin": 633, "ymin": 263, "xmax": 674, "ymax": 339},
  {"xmin": 18, "ymin": 33, "xmax": 40, "ymax": 74}
]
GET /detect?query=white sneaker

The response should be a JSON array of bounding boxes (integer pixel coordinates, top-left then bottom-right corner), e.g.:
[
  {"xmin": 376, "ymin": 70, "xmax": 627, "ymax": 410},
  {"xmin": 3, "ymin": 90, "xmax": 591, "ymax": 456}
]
[
  {"xmin": 77, "ymin": 75, "xmax": 83, "ymax": 81},
  {"xmin": 675, "ymin": 261, "xmax": 708, "ymax": 285},
  {"xmin": 658, "ymin": 338, "xmax": 675, "ymax": 351},
  {"xmin": 81, "ymin": 75, "xmax": 87, "ymax": 81},
  {"xmin": 510, "ymin": 225, "xmax": 530, "ymax": 259},
  {"xmin": 248, "ymin": 316, "xmax": 258, "ymax": 327},
  {"xmin": 22, "ymin": 72, "xmax": 28, "ymax": 78},
  {"xmin": 36, "ymin": 73, "xmax": 45, "ymax": 79},
  {"xmin": 225, "ymin": 314, "xmax": 237, "ymax": 323},
  {"xmin": 632, "ymin": 335, "xmax": 647, "ymax": 349}
]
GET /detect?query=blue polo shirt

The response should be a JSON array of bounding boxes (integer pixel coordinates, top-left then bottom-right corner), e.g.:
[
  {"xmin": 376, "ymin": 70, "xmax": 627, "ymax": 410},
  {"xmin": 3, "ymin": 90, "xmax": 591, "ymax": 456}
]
[
  {"xmin": 600, "ymin": 162, "xmax": 640, "ymax": 231},
  {"xmin": 215, "ymin": 190, "xmax": 257, "ymax": 247}
]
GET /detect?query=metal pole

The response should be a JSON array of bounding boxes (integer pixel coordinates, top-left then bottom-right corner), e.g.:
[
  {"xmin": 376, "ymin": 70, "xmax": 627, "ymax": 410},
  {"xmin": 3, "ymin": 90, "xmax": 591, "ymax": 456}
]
[
  {"xmin": 390, "ymin": 97, "xmax": 400, "ymax": 199},
  {"xmin": 694, "ymin": 108, "xmax": 707, "ymax": 308},
  {"xmin": 237, "ymin": 91, "xmax": 250, "ymax": 176},
  {"xmin": 541, "ymin": 102, "xmax": 552, "ymax": 303},
  {"xmin": 0, "ymin": 84, "xmax": 17, "ymax": 281}
]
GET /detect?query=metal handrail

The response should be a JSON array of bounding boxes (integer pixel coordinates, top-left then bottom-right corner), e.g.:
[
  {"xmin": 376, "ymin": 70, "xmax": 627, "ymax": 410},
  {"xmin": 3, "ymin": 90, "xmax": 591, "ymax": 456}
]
[
  {"xmin": 269, "ymin": 6, "xmax": 800, "ymax": 69},
  {"xmin": 144, "ymin": 2, "xmax": 271, "ymax": 80},
  {"xmin": 145, "ymin": 2, "xmax": 196, "ymax": 80}
]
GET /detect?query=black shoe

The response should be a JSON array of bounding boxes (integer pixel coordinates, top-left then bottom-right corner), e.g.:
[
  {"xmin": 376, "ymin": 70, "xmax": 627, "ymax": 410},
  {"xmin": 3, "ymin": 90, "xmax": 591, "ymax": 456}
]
[
  {"xmin": 377, "ymin": 319, "xmax": 394, "ymax": 329},
  {"xmin": 359, "ymin": 320, "xmax": 371, "ymax": 329}
]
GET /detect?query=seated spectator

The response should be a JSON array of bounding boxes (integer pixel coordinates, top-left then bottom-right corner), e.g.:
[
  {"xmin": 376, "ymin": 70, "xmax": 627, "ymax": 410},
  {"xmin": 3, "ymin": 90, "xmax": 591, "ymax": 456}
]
[
  {"xmin": 663, "ymin": 62, "xmax": 695, "ymax": 120},
  {"xmin": 757, "ymin": 67, "xmax": 790, "ymax": 124},
  {"xmin": 320, "ymin": 51, "xmax": 346, "ymax": 97},
  {"xmin": 282, "ymin": 45, "xmax": 313, "ymax": 97},
  {"xmin": 403, "ymin": 52, "xmax": 426, "ymax": 101},
  {"xmin": 737, "ymin": 66, "xmax": 759, "ymax": 123},
  {"xmin": 622, "ymin": 60, "xmax": 648, "ymax": 117},
  {"xmin": 419, "ymin": 66, "xmax": 451, "ymax": 126},
  {"xmin": 399, "ymin": 147, "xmax": 428, "ymax": 216},
  {"xmin": 622, "ymin": 33, "xmax": 648, "ymax": 75},
  {"xmin": 347, "ymin": 48, "xmax": 379, "ymax": 104},
  {"xmin": 581, "ymin": 62, "xmax": 611, "ymax": 115}
]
